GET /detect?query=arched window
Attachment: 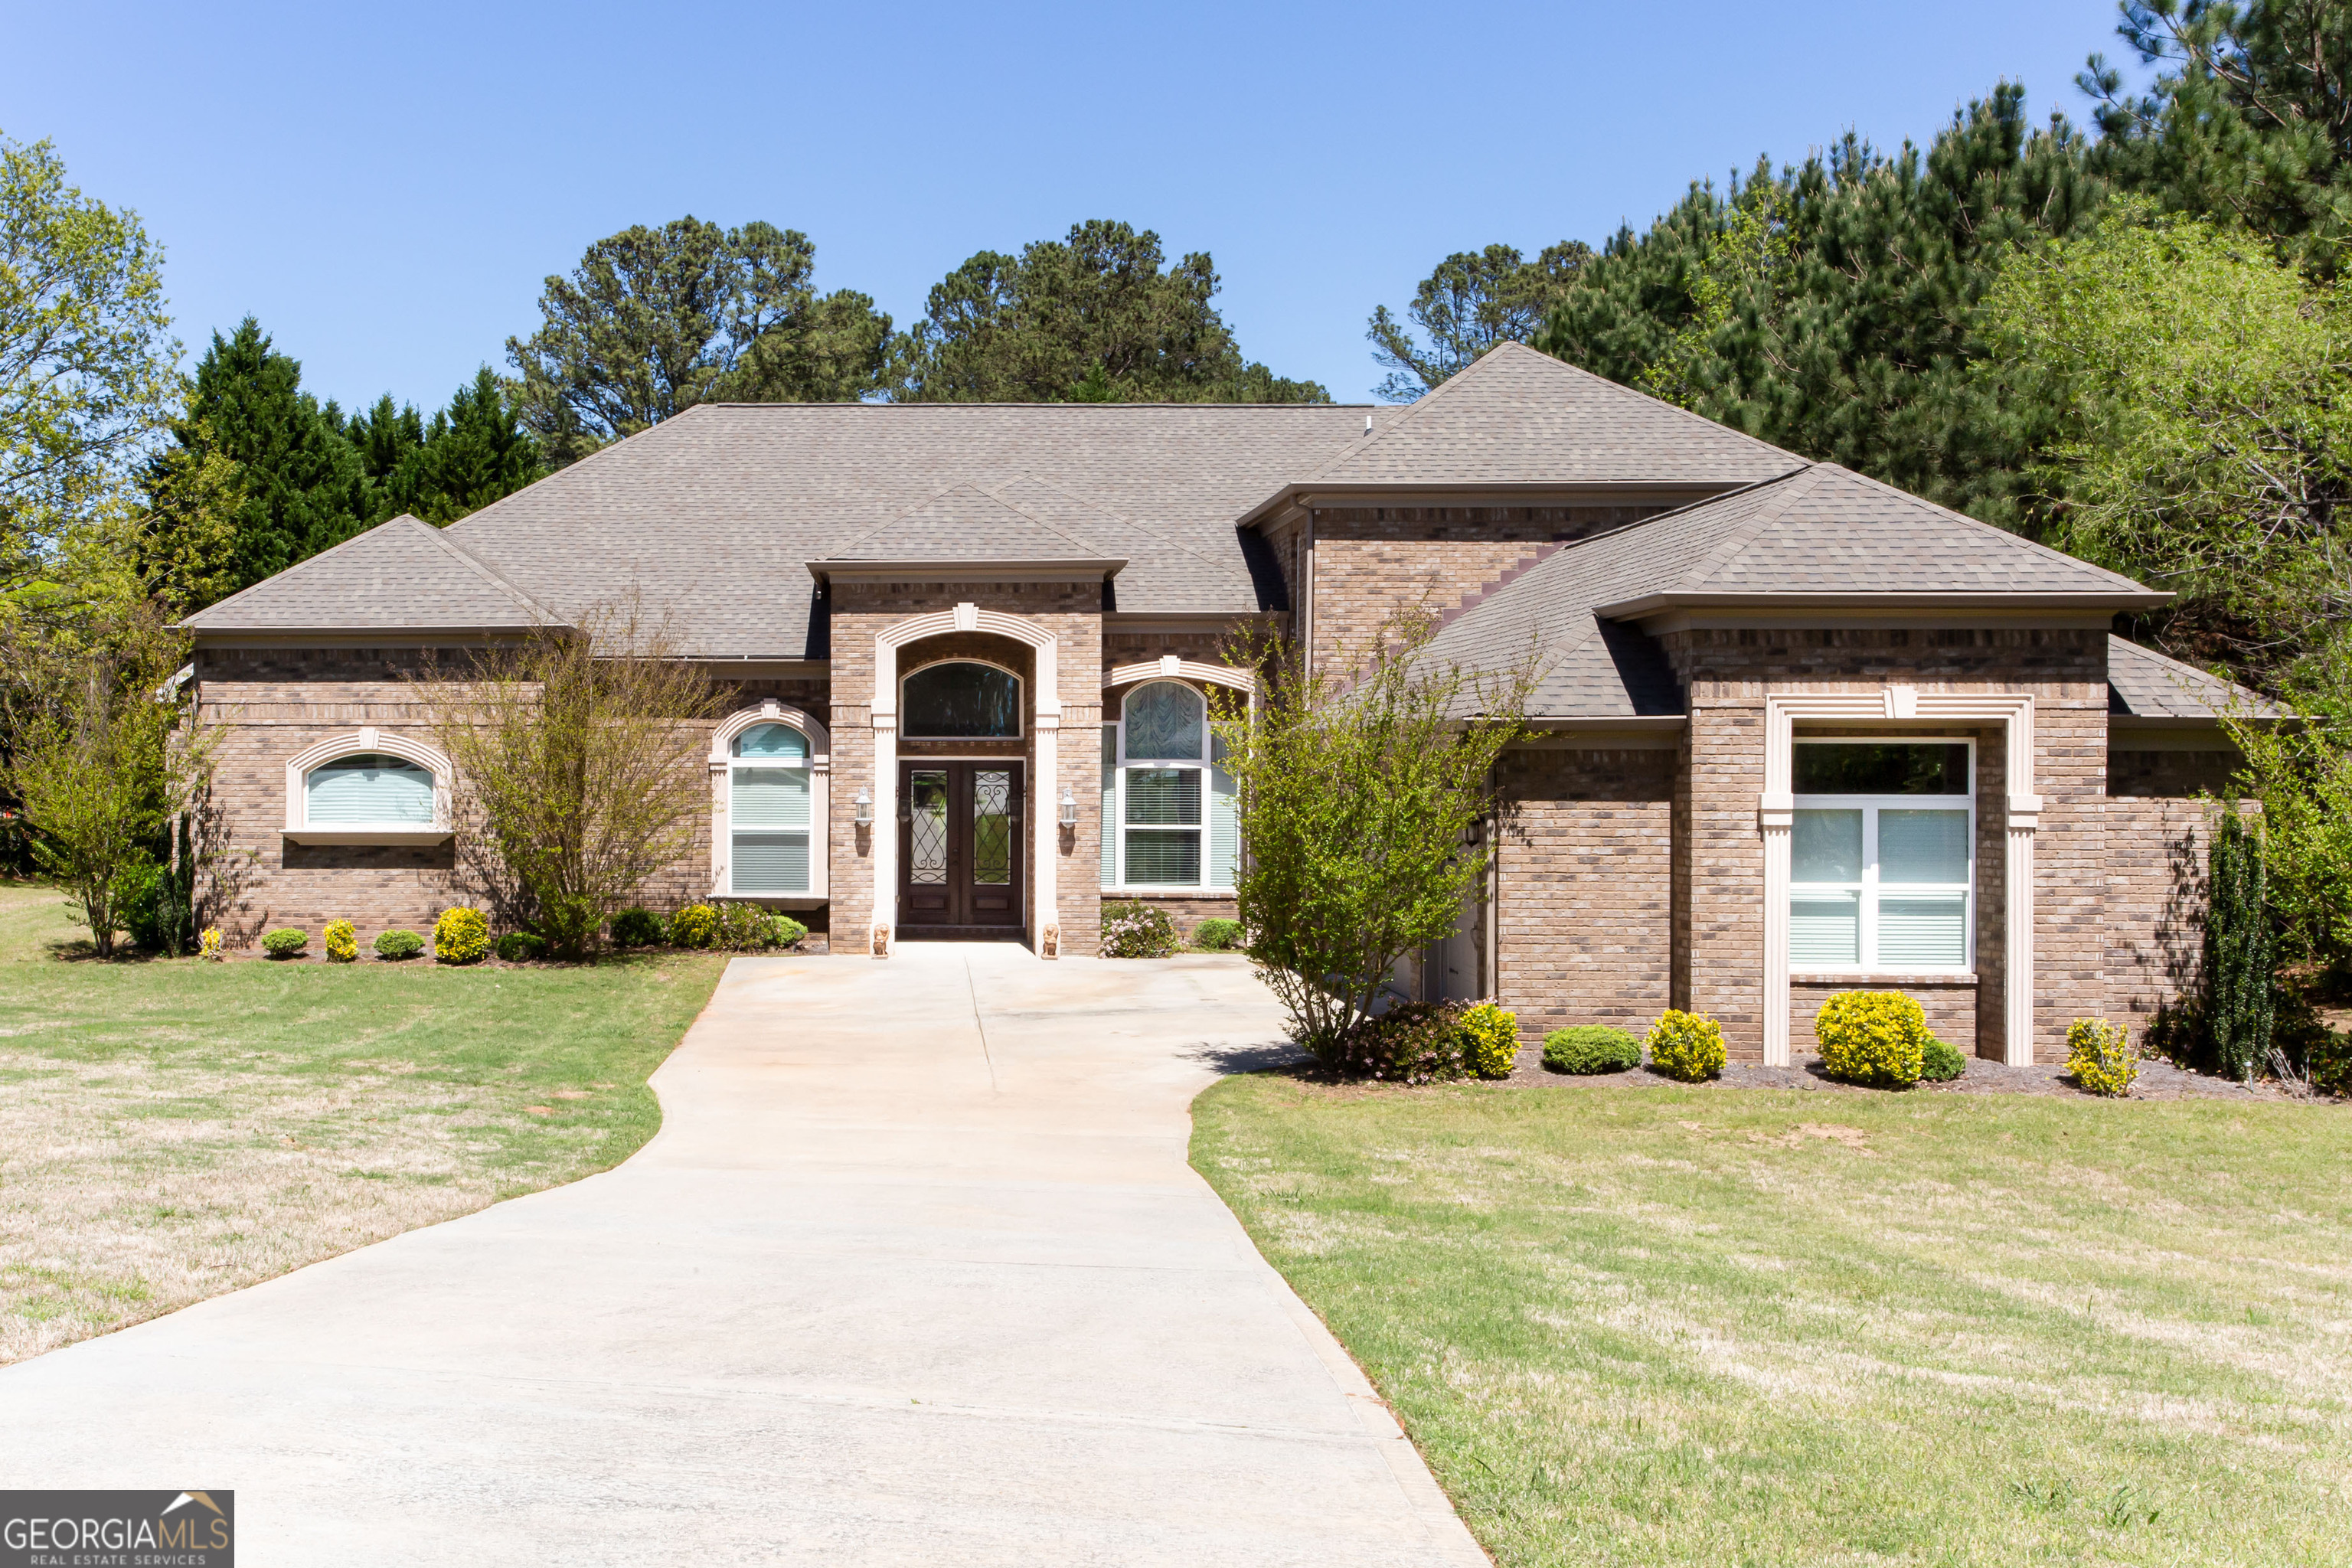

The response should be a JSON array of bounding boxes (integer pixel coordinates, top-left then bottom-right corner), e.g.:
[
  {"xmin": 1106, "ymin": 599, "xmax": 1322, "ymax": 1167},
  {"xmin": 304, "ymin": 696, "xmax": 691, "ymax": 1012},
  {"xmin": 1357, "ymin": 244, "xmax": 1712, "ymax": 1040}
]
[
  {"xmin": 902, "ymin": 661, "xmax": 1021, "ymax": 739},
  {"xmin": 1101, "ymin": 681, "xmax": 1236, "ymax": 890},
  {"xmin": 729, "ymin": 723, "xmax": 812, "ymax": 895},
  {"xmin": 304, "ymin": 753, "xmax": 436, "ymax": 827}
]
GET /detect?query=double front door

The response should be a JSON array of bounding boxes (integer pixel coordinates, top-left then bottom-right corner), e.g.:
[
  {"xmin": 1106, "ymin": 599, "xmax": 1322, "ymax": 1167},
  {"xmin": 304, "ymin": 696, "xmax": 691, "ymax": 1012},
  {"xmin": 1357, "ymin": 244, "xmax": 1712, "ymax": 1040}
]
[{"xmin": 899, "ymin": 762, "xmax": 1023, "ymax": 929}]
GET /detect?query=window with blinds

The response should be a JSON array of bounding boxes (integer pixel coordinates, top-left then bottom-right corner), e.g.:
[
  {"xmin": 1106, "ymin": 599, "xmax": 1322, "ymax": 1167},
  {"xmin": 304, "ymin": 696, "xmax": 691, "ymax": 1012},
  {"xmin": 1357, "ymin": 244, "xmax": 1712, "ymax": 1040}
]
[
  {"xmin": 1104, "ymin": 681, "xmax": 1236, "ymax": 890},
  {"xmin": 1789, "ymin": 740, "xmax": 1972, "ymax": 973},
  {"xmin": 304, "ymin": 754, "xmax": 436, "ymax": 825},
  {"xmin": 730, "ymin": 723, "xmax": 811, "ymax": 895}
]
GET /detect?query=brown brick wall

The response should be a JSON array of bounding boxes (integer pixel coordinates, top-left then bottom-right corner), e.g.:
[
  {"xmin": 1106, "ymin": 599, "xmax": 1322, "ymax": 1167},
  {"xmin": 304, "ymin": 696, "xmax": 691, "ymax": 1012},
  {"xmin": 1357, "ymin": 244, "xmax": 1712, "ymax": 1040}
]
[
  {"xmin": 1493, "ymin": 745, "xmax": 1676, "ymax": 1041},
  {"xmin": 1306, "ymin": 504, "xmax": 1668, "ymax": 669},
  {"xmin": 1661, "ymin": 626, "xmax": 2110, "ymax": 1064},
  {"xmin": 1102, "ymin": 892, "xmax": 1240, "ymax": 942},
  {"xmin": 2107, "ymin": 747, "xmax": 2240, "ymax": 1028},
  {"xmin": 192, "ymin": 645, "xmax": 826, "ymax": 949}
]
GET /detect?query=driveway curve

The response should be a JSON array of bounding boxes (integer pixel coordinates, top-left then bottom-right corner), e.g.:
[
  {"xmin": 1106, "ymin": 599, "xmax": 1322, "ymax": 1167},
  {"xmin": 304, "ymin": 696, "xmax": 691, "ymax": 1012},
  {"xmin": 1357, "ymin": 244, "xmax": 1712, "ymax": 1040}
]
[{"xmin": 0, "ymin": 945, "xmax": 1485, "ymax": 1566}]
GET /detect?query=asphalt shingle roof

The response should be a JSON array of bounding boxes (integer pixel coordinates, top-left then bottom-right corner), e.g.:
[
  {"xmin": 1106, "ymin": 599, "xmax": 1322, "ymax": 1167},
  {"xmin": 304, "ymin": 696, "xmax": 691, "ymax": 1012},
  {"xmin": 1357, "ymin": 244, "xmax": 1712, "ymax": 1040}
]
[
  {"xmin": 178, "ymin": 514, "xmax": 559, "ymax": 632},
  {"xmin": 1425, "ymin": 465, "xmax": 2170, "ymax": 719},
  {"xmin": 2107, "ymin": 636, "xmax": 2277, "ymax": 720}
]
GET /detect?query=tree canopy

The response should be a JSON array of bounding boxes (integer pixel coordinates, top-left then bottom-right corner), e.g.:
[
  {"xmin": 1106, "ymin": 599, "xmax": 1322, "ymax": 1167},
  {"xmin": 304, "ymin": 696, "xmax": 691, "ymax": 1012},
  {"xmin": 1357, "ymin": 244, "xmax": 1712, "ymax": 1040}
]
[
  {"xmin": 1365, "ymin": 242, "xmax": 1591, "ymax": 401},
  {"xmin": 506, "ymin": 217, "xmax": 892, "ymax": 466},
  {"xmin": 892, "ymin": 220, "xmax": 1328, "ymax": 404}
]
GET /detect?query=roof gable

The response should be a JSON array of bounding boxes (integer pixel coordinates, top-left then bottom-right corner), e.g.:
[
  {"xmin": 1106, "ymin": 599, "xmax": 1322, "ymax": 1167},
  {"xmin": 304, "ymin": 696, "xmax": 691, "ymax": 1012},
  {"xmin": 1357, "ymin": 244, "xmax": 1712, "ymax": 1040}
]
[
  {"xmin": 1292, "ymin": 341, "xmax": 1803, "ymax": 492},
  {"xmin": 822, "ymin": 480, "xmax": 1118, "ymax": 563},
  {"xmin": 178, "ymin": 514, "xmax": 562, "ymax": 634}
]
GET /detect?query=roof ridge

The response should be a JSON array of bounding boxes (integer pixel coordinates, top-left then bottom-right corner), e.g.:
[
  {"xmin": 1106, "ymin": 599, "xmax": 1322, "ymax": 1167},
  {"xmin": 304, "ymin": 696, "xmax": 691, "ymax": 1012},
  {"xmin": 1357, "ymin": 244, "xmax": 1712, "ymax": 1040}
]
[
  {"xmin": 1814, "ymin": 462, "xmax": 2150, "ymax": 590},
  {"xmin": 1676, "ymin": 465, "xmax": 1821, "ymax": 590},
  {"xmin": 1298, "ymin": 343, "xmax": 1512, "ymax": 482},
  {"xmin": 966, "ymin": 477, "xmax": 1122, "ymax": 557},
  {"xmin": 1001, "ymin": 472, "xmax": 1224, "ymax": 572},
  {"xmin": 393, "ymin": 514, "xmax": 566, "ymax": 624},
  {"xmin": 822, "ymin": 478, "xmax": 982, "ymax": 557}
]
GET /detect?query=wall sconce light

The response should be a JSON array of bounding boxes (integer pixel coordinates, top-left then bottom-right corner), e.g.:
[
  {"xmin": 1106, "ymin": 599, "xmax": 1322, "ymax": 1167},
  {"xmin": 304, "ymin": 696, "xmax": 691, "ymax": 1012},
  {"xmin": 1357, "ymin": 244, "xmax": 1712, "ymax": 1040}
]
[
  {"xmin": 1058, "ymin": 787, "xmax": 1079, "ymax": 827},
  {"xmin": 854, "ymin": 789, "xmax": 872, "ymax": 825}
]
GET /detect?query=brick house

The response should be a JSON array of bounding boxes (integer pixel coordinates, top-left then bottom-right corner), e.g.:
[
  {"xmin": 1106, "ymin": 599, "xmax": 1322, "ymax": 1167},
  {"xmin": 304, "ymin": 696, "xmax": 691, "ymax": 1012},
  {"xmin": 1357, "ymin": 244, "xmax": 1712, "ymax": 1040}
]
[{"xmin": 178, "ymin": 344, "xmax": 2254, "ymax": 1063}]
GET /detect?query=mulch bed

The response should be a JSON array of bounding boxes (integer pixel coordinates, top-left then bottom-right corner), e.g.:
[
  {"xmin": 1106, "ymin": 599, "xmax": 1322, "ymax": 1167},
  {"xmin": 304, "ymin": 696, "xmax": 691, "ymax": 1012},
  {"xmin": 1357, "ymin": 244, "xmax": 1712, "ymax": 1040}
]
[{"xmin": 1489, "ymin": 1050, "xmax": 2326, "ymax": 1102}]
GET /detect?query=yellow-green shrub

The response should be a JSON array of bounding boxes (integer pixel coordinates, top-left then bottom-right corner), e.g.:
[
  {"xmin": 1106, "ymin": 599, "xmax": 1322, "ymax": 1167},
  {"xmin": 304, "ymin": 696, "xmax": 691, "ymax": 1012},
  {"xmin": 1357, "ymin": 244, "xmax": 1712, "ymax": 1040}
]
[
  {"xmin": 1815, "ymin": 990, "xmax": 1932, "ymax": 1089},
  {"xmin": 668, "ymin": 903, "xmax": 718, "ymax": 949},
  {"xmin": 1459, "ymin": 1003, "xmax": 1520, "ymax": 1080},
  {"xmin": 198, "ymin": 927, "xmax": 224, "ymax": 961},
  {"xmin": 432, "ymin": 906, "xmax": 490, "ymax": 965},
  {"xmin": 1647, "ymin": 1009, "xmax": 1726, "ymax": 1082},
  {"xmin": 2066, "ymin": 1018, "xmax": 2138, "ymax": 1096},
  {"xmin": 324, "ymin": 919, "xmax": 359, "ymax": 963}
]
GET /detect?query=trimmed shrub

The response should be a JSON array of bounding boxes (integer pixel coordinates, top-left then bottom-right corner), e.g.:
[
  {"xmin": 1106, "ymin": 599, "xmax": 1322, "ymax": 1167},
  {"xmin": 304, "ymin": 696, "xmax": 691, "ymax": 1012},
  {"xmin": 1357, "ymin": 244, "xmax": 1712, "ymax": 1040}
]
[
  {"xmin": 374, "ymin": 929, "xmax": 425, "ymax": 960},
  {"xmin": 714, "ymin": 901, "xmax": 776, "ymax": 951},
  {"xmin": 1544, "ymin": 1024, "xmax": 1643, "ymax": 1075},
  {"xmin": 771, "ymin": 914, "xmax": 808, "ymax": 948},
  {"xmin": 1459, "ymin": 1003, "xmax": 1521, "ymax": 1079},
  {"xmin": 1193, "ymin": 917, "xmax": 1244, "ymax": 952},
  {"xmin": 609, "ymin": 906, "xmax": 663, "ymax": 949},
  {"xmin": 1102, "ymin": 900, "xmax": 1178, "ymax": 958},
  {"xmin": 2066, "ymin": 1018, "xmax": 2138, "ymax": 1096},
  {"xmin": 324, "ymin": 919, "xmax": 359, "ymax": 963},
  {"xmin": 433, "ymin": 906, "xmax": 491, "ymax": 965},
  {"xmin": 668, "ymin": 903, "xmax": 718, "ymax": 949},
  {"xmin": 198, "ymin": 927, "xmax": 224, "ymax": 962},
  {"xmin": 261, "ymin": 928, "xmax": 308, "ymax": 959},
  {"xmin": 1815, "ymin": 990, "xmax": 1931, "ymax": 1089},
  {"xmin": 1921, "ymin": 1037, "xmax": 1967, "ymax": 1082},
  {"xmin": 1331, "ymin": 1001, "xmax": 1470, "ymax": 1083},
  {"xmin": 495, "ymin": 932, "xmax": 547, "ymax": 963},
  {"xmin": 1647, "ymin": 1009, "xmax": 1726, "ymax": 1083}
]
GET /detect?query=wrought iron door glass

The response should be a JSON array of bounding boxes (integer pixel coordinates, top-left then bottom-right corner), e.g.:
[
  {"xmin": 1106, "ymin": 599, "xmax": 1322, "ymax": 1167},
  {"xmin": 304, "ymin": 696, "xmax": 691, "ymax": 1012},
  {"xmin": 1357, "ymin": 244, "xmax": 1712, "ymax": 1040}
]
[
  {"xmin": 972, "ymin": 769, "xmax": 1012, "ymax": 884},
  {"xmin": 909, "ymin": 770, "xmax": 949, "ymax": 884}
]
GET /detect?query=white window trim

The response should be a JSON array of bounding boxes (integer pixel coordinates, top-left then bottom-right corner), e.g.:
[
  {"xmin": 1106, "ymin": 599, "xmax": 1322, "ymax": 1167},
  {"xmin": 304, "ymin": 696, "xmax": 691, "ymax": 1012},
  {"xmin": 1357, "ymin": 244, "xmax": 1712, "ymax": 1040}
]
[
  {"xmin": 1760, "ymin": 689, "xmax": 2039, "ymax": 1067},
  {"xmin": 899, "ymin": 657, "xmax": 1024, "ymax": 740},
  {"xmin": 710, "ymin": 702, "xmax": 829, "ymax": 903},
  {"xmin": 1788, "ymin": 739, "xmax": 1975, "ymax": 976},
  {"xmin": 283, "ymin": 729, "xmax": 452, "ymax": 845},
  {"xmin": 1106, "ymin": 679, "xmax": 1233, "ymax": 894}
]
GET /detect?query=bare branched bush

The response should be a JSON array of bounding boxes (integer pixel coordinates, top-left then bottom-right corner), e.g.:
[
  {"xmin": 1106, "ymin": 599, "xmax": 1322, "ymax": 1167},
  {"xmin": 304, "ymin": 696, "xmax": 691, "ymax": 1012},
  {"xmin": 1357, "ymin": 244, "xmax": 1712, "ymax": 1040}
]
[{"xmin": 410, "ymin": 599, "xmax": 722, "ymax": 960}]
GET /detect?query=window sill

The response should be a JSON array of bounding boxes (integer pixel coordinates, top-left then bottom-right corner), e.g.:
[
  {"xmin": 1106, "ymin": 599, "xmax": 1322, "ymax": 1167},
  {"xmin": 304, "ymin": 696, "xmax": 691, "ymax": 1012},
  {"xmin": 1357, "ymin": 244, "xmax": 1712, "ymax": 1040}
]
[
  {"xmin": 283, "ymin": 828, "xmax": 453, "ymax": 847},
  {"xmin": 722, "ymin": 893, "xmax": 827, "ymax": 909},
  {"xmin": 1791, "ymin": 972, "xmax": 1978, "ymax": 986},
  {"xmin": 1101, "ymin": 887, "xmax": 1236, "ymax": 899}
]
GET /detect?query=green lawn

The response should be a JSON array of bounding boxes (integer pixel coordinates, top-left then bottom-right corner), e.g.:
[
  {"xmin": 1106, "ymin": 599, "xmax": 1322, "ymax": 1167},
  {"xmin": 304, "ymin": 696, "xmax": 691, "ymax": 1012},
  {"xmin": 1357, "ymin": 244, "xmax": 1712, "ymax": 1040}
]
[
  {"xmin": 1193, "ymin": 1073, "xmax": 2352, "ymax": 1567},
  {"xmin": 0, "ymin": 884, "xmax": 726, "ymax": 1363}
]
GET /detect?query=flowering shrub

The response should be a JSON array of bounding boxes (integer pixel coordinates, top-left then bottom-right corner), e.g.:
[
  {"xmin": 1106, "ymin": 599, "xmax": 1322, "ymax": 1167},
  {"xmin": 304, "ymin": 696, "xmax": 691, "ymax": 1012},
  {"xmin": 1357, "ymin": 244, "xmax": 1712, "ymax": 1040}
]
[
  {"xmin": 609, "ymin": 906, "xmax": 663, "ymax": 949},
  {"xmin": 1647, "ymin": 1010, "xmax": 1727, "ymax": 1082},
  {"xmin": 198, "ymin": 927, "xmax": 224, "ymax": 962},
  {"xmin": 374, "ymin": 929, "xmax": 425, "ymax": 959},
  {"xmin": 668, "ymin": 903, "xmax": 717, "ymax": 949},
  {"xmin": 1102, "ymin": 900, "xmax": 1178, "ymax": 958},
  {"xmin": 324, "ymin": 919, "xmax": 359, "ymax": 963},
  {"xmin": 1815, "ymin": 991, "xmax": 1932, "ymax": 1089},
  {"xmin": 1192, "ymin": 917, "xmax": 1244, "ymax": 952},
  {"xmin": 713, "ymin": 902, "xmax": 777, "ymax": 951},
  {"xmin": 1544, "ymin": 1025, "xmax": 1643, "ymax": 1074},
  {"xmin": 261, "ymin": 928, "xmax": 307, "ymax": 959},
  {"xmin": 2067, "ymin": 1018, "xmax": 2138, "ymax": 1096},
  {"xmin": 432, "ymin": 906, "xmax": 490, "ymax": 965},
  {"xmin": 1459, "ymin": 1003, "xmax": 1521, "ymax": 1079}
]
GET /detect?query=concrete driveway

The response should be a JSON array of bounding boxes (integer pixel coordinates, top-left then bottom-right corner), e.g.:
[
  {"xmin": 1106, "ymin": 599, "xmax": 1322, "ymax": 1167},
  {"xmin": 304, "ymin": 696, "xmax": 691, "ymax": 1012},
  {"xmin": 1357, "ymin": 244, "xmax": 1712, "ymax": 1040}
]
[{"xmin": 0, "ymin": 944, "xmax": 1485, "ymax": 1566}]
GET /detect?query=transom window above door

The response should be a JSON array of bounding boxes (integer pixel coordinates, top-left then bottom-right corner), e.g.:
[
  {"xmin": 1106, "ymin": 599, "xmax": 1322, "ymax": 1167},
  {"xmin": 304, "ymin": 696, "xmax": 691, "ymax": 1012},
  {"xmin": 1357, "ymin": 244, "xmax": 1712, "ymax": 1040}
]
[
  {"xmin": 1789, "ymin": 740, "xmax": 1973, "ymax": 972},
  {"xmin": 901, "ymin": 661, "xmax": 1021, "ymax": 739}
]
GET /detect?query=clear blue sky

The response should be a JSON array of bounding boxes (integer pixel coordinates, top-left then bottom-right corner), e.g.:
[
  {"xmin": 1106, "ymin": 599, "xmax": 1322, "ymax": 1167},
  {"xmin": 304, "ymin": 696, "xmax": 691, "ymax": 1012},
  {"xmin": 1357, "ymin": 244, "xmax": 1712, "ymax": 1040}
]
[{"xmin": 2, "ymin": 0, "xmax": 2140, "ymax": 410}]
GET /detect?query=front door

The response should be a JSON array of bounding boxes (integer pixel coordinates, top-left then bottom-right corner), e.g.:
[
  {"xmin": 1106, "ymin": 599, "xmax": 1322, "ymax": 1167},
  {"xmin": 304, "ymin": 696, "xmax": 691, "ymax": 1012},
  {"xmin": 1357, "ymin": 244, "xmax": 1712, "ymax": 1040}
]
[{"xmin": 899, "ymin": 762, "xmax": 1024, "ymax": 931}]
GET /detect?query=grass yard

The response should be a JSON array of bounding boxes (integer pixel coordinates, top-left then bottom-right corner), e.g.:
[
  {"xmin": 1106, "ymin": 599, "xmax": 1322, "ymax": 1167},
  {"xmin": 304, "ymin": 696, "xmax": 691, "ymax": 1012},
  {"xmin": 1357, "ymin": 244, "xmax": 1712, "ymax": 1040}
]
[
  {"xmin": 0, "ymin": 884, "xmax": 726, "ymax": 1364},
  {"xmin": 1194, "ymin": 1073, "xmax": 2352, "ymax": 1567}
]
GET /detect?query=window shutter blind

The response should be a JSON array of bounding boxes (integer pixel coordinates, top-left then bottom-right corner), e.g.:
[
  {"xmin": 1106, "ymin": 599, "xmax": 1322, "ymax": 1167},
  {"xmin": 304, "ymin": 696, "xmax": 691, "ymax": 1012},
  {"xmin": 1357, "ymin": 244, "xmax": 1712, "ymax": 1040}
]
[
  {"xmin": 1877, "ymin": 894, "xmax": 1967, "ymax": 967},
  {"xmin": 1099, "ymin": 725, "xmax": 1117, "ymax": 887},
  {"xmin": 1210, "ymin": 734, "xmax": 1238, "ymax": 888},
  {"xmin": 733, "ymin": 831, "xmax": 809, "ymax": 893},
  {"xmin": 305, "ymin": 756, "xmax": 434, "ymax": 825},
  {"xmin": 1789, "ymin": 892, "xmax": 1860, "ymax": 967},
  {"xmin": 733, "ymin": 767, "xmax": 810, "ymax": 828}
]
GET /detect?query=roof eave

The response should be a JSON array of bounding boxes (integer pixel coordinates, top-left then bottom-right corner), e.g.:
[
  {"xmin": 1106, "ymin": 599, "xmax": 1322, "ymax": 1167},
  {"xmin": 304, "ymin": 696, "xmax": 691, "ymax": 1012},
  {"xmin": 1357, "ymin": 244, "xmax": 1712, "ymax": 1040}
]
[
  {"xmin": 1596, "ymin": 590, "xmax": 2172, "ymax": 619},
  {"xmin": 811, "ymin": 557, "xmax": 1125, "ymax": 581},
  {"xmin": 1236, "ymin": 478, "xmax": 1773, "ymax": 530}
]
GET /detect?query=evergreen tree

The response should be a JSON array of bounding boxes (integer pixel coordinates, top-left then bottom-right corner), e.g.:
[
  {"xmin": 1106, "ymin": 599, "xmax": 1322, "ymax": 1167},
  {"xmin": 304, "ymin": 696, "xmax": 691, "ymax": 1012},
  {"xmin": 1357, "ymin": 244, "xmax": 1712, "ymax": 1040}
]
[
  {"xmin": 1367, "ymin": 241, "xmax": 1592, "ymax": 401},
  {"xmin": 2082, "ymin": 0, "xmax": 2352, "ymax": 276},
  {"xmin": 336, "ymin": 394, "xmax": 425, "ymax": 494},
  {"xmin": 1536, "ymin": 87, "xmax": 2105, "ymax": 530},
  {"xmin": 390, "ymin": 368, "xmax": 543, "ymax": 524},
  {"xmin": 158, "ymin": 318, "xmax": 367, "ymax": 594},
  {"xmin": 893, "ymin": 220, "xmax": 1328, "ymax": 403},
  {"xmin": 2204, "ymin": 808, "xmax": 2275, "ymax": 1080}
]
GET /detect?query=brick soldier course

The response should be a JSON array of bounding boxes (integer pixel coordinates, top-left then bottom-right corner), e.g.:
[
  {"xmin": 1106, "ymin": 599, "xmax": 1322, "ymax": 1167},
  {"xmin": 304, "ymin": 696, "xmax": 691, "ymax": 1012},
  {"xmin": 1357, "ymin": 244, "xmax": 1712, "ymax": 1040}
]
[{"xmin": 179, "ymin": 345, "xmax": 2269, "ymax": 1063}]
